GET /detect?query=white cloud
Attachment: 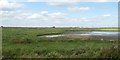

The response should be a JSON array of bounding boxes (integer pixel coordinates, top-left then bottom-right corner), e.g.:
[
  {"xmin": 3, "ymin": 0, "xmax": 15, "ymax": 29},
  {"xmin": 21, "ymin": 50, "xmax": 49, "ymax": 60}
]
[
  {"xmin": 103, "ymin": 14, "xmax": 111, "ymax": 17},
  {"xmin": 68, "ymin": 7, "xmax": 91, "ymax": 11},
  {"xmin": 0, "ymin": 0, "xmax": 24, "ymax": 11},
  {"xmin": 86, "ymin": 0, "xmax": 108, "ymax": 2},
  {"xmin": 2, "ymin": 0, "xmax": 119, "ymax": 2},
  {"xmin": 48, "ymin": 12, "xmax": 68, "ymax": 19},
  {"xmin": 28, "ymin": 13, "xmax": 41, "ymax": 19},
  {"xmin": 0, "ymin": 11, "xmax": 32, "ymax": 20},
  {"xmin": 47, "ymin": 2, "xmax": 78, "ymax": 6},
  {"xmin": 27, "ymin": 11, "xmax": 68, "ymax": 20},
  {"xmin": 1, "ymin": 10, "xmax": 68, "ymax": 21},
  {"xmin": 1, "ymin": 10, "xmax": 117, "ymax": 27},
  {"xmin": 28, "ymin": 13, "xmax": 48, "ymax": 20},
  {"xmin": 47, "ymin": 0, "xmax": 109, "ymax": 2},
  {"xmin": 40, "ymin": 11, "xmax": 48, "ymax": 15},
  {"xmin": 46, "ymin": 0, "xmax": 78, "ymax": 6},
  {"xmin": 45, "ymin": 0, "xmax": 118, "ymax": 7},
  {"xmin": 33, "ymin": 0, "xmax": 117, "ymax": 2},
  {"xmin": 27, "ymin": 0, "xmax": 40, "ymax": 2}
]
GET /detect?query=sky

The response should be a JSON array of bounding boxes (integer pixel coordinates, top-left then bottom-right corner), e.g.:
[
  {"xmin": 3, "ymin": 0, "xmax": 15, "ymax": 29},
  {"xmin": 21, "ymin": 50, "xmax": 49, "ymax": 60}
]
[{"xmin": 0, "ymin": 0, "xmax": 119, "ymax": 27}]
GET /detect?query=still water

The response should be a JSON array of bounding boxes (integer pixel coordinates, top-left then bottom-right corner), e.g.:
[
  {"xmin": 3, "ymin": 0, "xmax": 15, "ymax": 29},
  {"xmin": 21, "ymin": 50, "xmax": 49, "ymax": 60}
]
[{"xmin": 40, "ymin": 31, "xmax": 119, "ymax": 38}]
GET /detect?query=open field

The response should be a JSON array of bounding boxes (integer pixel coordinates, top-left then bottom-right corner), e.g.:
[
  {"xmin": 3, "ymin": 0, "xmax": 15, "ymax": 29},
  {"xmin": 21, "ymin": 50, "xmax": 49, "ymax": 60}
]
[{"xmin": 2, "ymin": 27, "xmax": 120, "ymax": 58}]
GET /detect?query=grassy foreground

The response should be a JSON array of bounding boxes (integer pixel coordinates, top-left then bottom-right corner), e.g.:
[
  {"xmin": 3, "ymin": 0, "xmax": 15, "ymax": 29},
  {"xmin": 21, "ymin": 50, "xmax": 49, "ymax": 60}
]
[{"xmin": 2, "ymin": 27, "xmax": 119, "ymax": 58}]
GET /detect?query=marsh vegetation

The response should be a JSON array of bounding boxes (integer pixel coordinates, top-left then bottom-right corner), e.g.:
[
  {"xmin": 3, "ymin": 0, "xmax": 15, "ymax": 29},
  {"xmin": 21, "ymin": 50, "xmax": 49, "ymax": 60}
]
[{"xmin": 2, "ymin": 27, "xmax": 119, "ymax": 58}]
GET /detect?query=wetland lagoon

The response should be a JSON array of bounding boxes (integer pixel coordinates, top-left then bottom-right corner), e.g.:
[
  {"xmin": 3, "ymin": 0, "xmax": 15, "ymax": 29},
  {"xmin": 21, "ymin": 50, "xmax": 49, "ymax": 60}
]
[
  {"xmin": 2, "ymin": 27, "xmax": 120, "ymax": 58},
  {"xmin": 40, "ymin": 31, "xmax": 119, "ymax": 38}
]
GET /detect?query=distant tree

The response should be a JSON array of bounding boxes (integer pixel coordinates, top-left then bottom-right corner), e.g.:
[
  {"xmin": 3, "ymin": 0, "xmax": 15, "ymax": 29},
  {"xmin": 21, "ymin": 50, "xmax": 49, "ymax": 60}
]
[
  {"xmin": 1, "ymin": 26, "xmax": 3, "ymax": 28},
  {"xmin": 52, "ymin": 26, "xmax": 55, "ymax": 28}
]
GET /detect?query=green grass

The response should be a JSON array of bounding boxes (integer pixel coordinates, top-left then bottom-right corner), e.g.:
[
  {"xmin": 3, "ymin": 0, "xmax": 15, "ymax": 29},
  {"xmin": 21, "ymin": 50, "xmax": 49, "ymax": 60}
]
[{"xmin": 2, "ymin": 27, "xmax": 119, "ymax": 58}]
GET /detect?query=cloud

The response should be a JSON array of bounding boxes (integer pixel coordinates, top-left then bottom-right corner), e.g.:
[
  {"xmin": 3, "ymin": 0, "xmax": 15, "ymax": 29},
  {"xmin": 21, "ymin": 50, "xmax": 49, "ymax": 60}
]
[
  {"xmin": 46, "ymin": 2, "xmax": 78, "ymax": 6},
  {"xmin": 28, "ymin": 0, "xmax": 118, "ymax": 2},
  {"xmin": 40, "ymin": 11, "xmax": 48, "ymax": 15},
  {"xmin": 45, "ymin": 0, "xmax": 118, "ymax": 7},
  {"xmin": 0, "ymin": 0, "xmax": 24, "ymax": 11},
  {"xmin": 27, "ymin": 0, "xmax": 41, "ymax": 2},
  {"xmin": 2, "ymin": 0, "xmax": 119, "ymax": 2},
  {"xmin": 48, "ymin": 12, "xmax": 68, "ymax": 19},
  {"xmin": 46, "ymin": 0, "xmax": 78, "ymax": 6},
  {"xmin": 28, "ymin": 11, "xmax": 68, "ymax": 20},
  {"xmin": 45, "ymin": 0, "xmax": 115, "ymax": 6},
  {"xmin": 0, "ymin": 11, "xmax": 32, "ymax": 20},
  {"xmin": 1, "ymin": 10, "xmax": 117, "ymax": 27},
  {"xmin": 28, "ymin": 13, "xmax": 48, "ymax": 20},
  {"xmin": 103, "ymin": 14, "xmax": 111, "ymax": 17},
  {"xmin": 47, "ymin": 0, "xmax": 109, "ymax": 2},
  {"xmin": 68, "ymin": 7, "xmax": 91, "ymax": 11},
  {"xmin": 1, "ymin": 10, "xmax": 68, "ymax": 21}
]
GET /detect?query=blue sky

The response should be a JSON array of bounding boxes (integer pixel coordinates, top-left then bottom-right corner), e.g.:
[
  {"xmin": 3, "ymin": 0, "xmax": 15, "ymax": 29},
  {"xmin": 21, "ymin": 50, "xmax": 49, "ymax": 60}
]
[
  {"xmin": 0, "ymin": 0, "xmax": 118, "ymax": 27},
  {"xmin": 21, "ymin": 2, "xmax": 117, "ymax": 17}
]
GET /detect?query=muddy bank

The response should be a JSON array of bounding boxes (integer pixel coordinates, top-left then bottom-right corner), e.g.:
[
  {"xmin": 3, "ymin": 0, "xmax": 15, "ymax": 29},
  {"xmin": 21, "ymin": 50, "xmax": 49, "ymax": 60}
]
[{"xmin": 38, "ymin": 31, "xmax": 119, "ymax": 40}]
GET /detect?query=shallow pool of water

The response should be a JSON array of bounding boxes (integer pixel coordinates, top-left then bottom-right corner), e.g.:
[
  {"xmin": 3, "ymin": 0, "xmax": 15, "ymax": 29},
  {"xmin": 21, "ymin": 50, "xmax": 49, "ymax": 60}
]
[{"xmin": 39, "ymin": 31, "xmax": 119, "ymax": 38}]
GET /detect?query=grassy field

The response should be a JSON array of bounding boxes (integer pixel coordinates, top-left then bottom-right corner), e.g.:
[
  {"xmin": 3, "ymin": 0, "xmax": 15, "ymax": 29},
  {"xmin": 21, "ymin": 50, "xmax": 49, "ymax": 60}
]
[{"xmin": 2, "ymin": 27, "xmax": 119, "ymax": 58}]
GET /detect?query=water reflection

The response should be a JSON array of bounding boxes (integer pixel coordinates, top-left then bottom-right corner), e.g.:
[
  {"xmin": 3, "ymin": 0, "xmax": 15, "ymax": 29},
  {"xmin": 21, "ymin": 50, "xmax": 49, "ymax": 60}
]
[{"xmin": 40, "ymin": 31, "xmax": 119, "ymax": 38}]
